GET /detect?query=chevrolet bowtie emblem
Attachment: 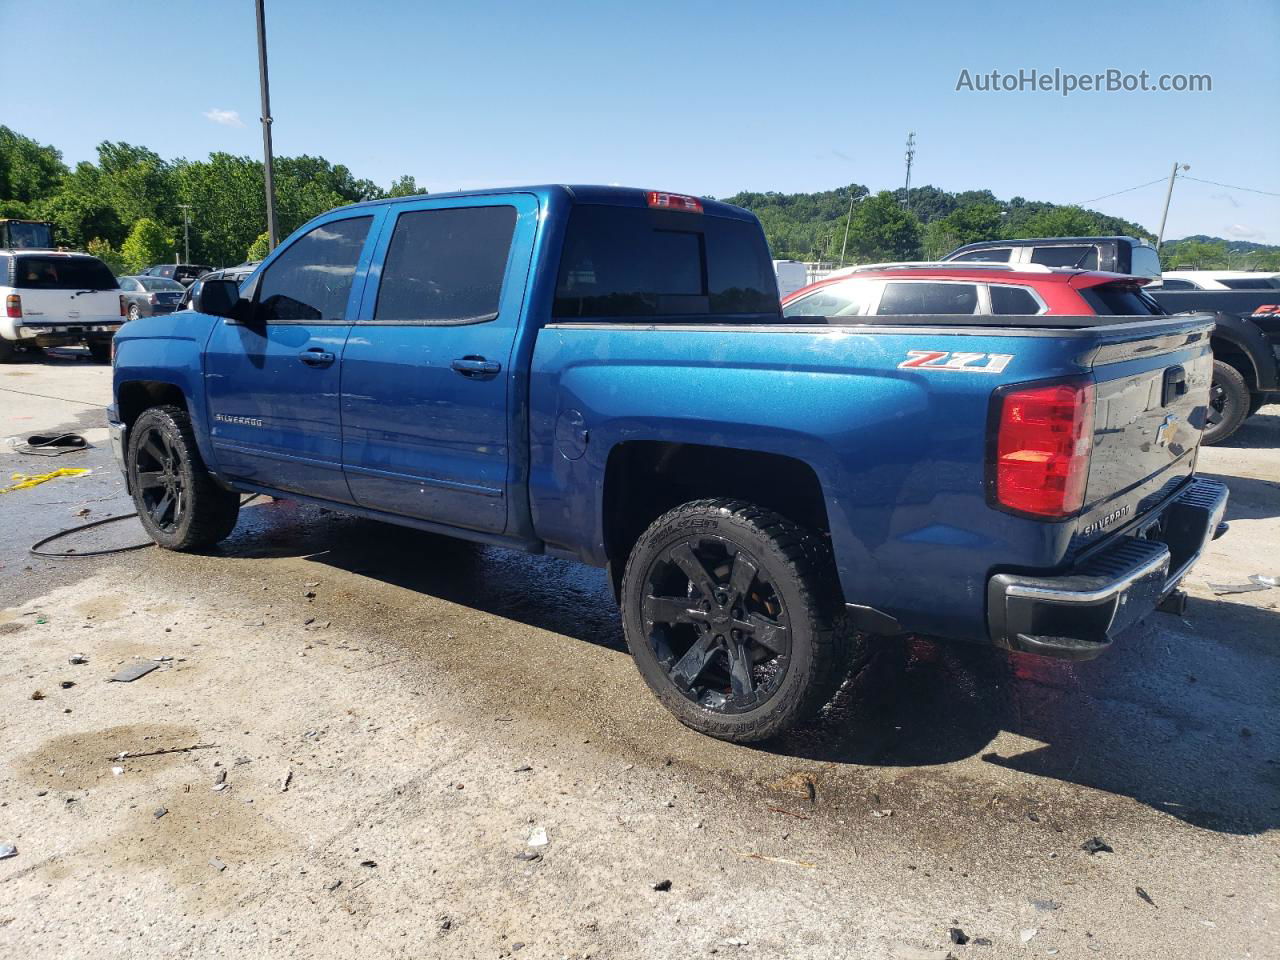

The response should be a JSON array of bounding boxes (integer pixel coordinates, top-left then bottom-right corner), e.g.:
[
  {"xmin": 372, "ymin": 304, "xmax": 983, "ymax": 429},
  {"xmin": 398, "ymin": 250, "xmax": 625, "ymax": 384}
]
[{"xmin": 1155, "ymin": 413, "xmax": 1177, "ymax": 448}]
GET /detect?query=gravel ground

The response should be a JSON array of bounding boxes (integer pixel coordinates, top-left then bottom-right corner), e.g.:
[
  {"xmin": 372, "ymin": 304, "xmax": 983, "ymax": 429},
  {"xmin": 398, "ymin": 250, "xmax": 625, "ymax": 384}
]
[{"xmin": 1, "ymin": 353, "xmax": 1277, "ymax": 959}]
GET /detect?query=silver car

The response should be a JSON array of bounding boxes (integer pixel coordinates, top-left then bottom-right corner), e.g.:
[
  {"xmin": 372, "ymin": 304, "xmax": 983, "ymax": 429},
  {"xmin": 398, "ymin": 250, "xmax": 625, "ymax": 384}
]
[{"xmin": 117, "ymin": 276, "xmax": 187, "ymax": 320}]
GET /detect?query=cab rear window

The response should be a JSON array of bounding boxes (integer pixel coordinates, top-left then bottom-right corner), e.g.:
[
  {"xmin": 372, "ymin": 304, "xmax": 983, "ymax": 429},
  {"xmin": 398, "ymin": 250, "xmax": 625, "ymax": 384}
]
[
  {"xmin": 553, "ymin": 205, "xmax": 779, "ymax": 319},
  {"xmin": 13, "ymin": 256, "xmax": 117, "ymax": 290},
  {"xmin": 1079, "ymin": 283, "xmax": 1163, "ymax": 316}
]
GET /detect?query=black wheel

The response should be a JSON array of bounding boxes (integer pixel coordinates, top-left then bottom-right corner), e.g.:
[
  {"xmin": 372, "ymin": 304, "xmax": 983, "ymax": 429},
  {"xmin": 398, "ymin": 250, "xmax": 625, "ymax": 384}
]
[
  {"xmin": 1203, "ymin": 359, "xmax": 1250, "ymax": 445},
  {"xmin": 127, "ymin": 303, "xmax": 140, "ymax": 321},
  {"xmin": 127, "ymin": 405, "xmax": 240, "ymax": 550},
  {"xmin": 621, "ymin": 499, "xmax": 852, "ymax": 743},
  {"xmin": 0, "ymin": 338, "xmax": 16, "ymax": 363},
  {"xmin": 87, "ymin": 340, "xmax": 111, "ymax": 364}
]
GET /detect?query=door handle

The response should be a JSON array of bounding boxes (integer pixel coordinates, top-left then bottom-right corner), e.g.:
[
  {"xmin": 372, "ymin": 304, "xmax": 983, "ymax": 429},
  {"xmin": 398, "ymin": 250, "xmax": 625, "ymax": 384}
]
[
  {"xmin": 451, "ymin": 356, "xmax": 501, "ymax": 378},
  {"xmin": 299, "ymin": 348, "xmax": 336, "ymax": 367}
]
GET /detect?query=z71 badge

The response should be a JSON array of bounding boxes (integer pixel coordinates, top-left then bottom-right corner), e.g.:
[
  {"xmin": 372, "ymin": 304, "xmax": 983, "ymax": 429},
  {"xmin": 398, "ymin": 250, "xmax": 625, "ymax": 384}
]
[{"xmin": 898, "ymin": 350, "xmax": 1013, "ymax": 374}]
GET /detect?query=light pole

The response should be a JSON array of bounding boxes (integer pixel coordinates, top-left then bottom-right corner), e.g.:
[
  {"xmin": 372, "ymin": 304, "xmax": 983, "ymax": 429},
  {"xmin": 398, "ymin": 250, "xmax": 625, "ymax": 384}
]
[
  {"xmin": 1156, "ymin": 162, "xmax": 1190, "ymax": 250},
  {"xmin": 838, "ymin": 192, "xmax": 863, "ymax": 268},
  {"xmin": 177, "ymin": 204, "xmax": 192, "ymax": 264},
  {"xmin": 255, "ymin": 0, "xmax": 278, "ymax": 250}
]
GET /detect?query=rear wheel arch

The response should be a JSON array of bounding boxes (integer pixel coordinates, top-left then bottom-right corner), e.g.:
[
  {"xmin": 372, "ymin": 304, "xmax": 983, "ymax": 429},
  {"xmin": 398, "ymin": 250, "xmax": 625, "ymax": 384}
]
[
  {"xmin": 1210, "ymin": 334, "xmax": 1258, "ymax": 390},
  {"xmin": 601, "ymin": 440, "xmax": 833, "ymax": 597}
]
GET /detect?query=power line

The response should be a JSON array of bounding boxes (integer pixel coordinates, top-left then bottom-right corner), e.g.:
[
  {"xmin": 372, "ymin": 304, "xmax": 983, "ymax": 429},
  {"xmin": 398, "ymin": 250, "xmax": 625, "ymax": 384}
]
[
  {"xmin": 1180, "ymin": 175, "xmax": 1280, "ymax": 198},
  {"xmin": 1073, "ymin": 177, "xmax": 1167, "ymax": 207}
]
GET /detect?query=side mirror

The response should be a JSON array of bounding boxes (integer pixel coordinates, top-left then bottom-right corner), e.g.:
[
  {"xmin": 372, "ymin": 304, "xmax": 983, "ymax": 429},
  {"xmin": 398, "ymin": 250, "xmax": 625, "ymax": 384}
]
[{"xmin": 193, "ymin": 278, "xmax": 243, "ymax": 319}]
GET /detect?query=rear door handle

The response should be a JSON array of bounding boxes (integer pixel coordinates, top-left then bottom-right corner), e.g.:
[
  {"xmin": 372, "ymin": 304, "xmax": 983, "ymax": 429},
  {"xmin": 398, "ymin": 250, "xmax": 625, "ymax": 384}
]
[
  {"xmin": 451, "ymin": 356, "xmax": 501, "ymax": 378},
  {"xmin": 299, "ymin": 348, "xmax": 336, "ymax": 367}
]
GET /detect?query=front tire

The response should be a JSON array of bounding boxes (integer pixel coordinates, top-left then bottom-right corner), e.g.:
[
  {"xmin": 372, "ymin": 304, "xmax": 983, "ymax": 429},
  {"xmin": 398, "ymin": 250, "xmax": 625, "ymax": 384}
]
[
  {"xmin": 621, "ymin": 499, "xmax": 851, "ymax": 743},
  {"xmin": 1203, "ymin": 359, "xmax": 1250, "ymax": 445},
  {"xmin": 127, "ymin": 405, "xmax": 240, "ymax": 550}
]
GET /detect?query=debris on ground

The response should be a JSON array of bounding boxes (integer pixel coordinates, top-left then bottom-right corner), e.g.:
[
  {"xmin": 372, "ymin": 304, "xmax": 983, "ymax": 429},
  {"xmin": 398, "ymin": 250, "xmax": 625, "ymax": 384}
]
[
  {"xmin": 527, "ymin": 826, "xmax": 548, "ymax": 847},
  {"xmin": 360, "ymin": 859, "xmax": 377, "ymax": 868},
  {"xmin": 514, "ymin": 851, "xmax": 542, "ymax": 862},
  {"xmin": 68, "ymin": 654, "xmax": 89, "ymax": 664},
  {"xmin": 871, "ymin": 808, "xmax": 893, "ymax": 818},
  {"xmin": 972, "ymin": 938, "xmax": 992, "ymax": 946},
  {"xmin": 109, "ymin": 660, "xmax": 160, "ymax": 683},
  {"xmin": 153, "ymin": 807, "xmax": 168, "ymax": 819},
  {"xmin": 1032, "ymin": 898, "xmax": 1061, "ymax": 912},
  {"xmin": 0, "ymin": 844, "xmax": 16, "ymax": 860},
  {"xmin": 280, "ymin": 768, "xmax": 293, "ymax": 792},
  {"xmin": 0, "ymin": 467, "xmax": 91, "ymax": 494},
  {"xmin": 948, "ymin": 927, "xmax": 969, "ymax": 945},
  {"xmin": 1208, "ymin": 581, "xmax": 1270, "ymax": 595},
  {"xmin": 325, "ymin": 879, "xmax": 342, "ymax": 892},
  {"xmin": 1250, "ymin": 574, "xmax": 1279, "ymax": 587},
  {"xmin": 652, "ymin": 879, "xmax": 672, "ymax": 892},
  {"xmin": 766, "ymin": 805, "xmax": 809, "ymax": 819},
  {"xmin": 514, "ymin": 765, "xmax": 533, "ymax": 773},
  {"xmin": 209, "ymin": 857, "xmax": 227, "ymax": 872},
  {"xmin": 214, "ymin": 769, "xmax": 227, "ymax": 786},
  {"xmin": 111, "ymin": 766, "xmax": 124, "ymax": 776},
  {"xmin": 437, "ymin": 914, "xmax": 452, "ymax": 932},
  {"xmin": 30, "ymin": 690, "xmax": 44, "ymax": 700},
  {"xmin": 722, "ymin": 937, "xmax": 749, "ymax": 946},
  {"xmin": 1080, "ymin": 836, "xmax": 1113, "ymax": 855},
  {"xmin": 60, "ymin": 680, "xmax": 75, "ymax": 689},
  {"xmin": 1136, "ymin": 886, "xmax": 1157, "ymax": 907},
  {"xmin": 112, "ymin": 742, "xmax": 215, "ymax": 761},
  {"xmin": 1019, "ymin": 928, "xmax": 1038, "ymax": 943}
]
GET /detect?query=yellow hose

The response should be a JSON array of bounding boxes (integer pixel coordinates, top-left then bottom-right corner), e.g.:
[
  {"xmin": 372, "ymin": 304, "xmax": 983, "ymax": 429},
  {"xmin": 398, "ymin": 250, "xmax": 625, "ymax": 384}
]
[{"xmin": 1, "ymin": 468, "xmax": 91, "ymax": 494}]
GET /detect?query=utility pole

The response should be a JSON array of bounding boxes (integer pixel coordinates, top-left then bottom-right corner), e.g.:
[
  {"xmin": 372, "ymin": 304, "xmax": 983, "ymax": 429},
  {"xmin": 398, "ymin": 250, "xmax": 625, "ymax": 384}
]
[
  {"xmin": 177, "ymin": 204, "xmax": 192, "ymax": 264},
  {"xmin": 1156, "ymin": 162, "xmax": 1189, "ymax": 250},
  {"xmin": 255, "ymin": 0, "xmax": 278, "ymax": 250},
  {"xmin": 903, "ymin": 132, "xmax": 916, "ymax": 214},
  {"xmin": 838, "ymin": 191, "xmax": 861, "ymax": 268}
]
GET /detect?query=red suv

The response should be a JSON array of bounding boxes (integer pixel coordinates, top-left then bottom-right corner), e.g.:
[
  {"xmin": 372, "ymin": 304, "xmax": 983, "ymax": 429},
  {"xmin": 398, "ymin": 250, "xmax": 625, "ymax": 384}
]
[{"xmin": 781, "ymin": 263, "xmax": 1163, "ymax": 321}]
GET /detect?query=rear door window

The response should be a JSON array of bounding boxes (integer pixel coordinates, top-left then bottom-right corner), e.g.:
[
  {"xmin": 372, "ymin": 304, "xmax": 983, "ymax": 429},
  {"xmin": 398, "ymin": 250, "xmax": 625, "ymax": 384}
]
[
  {"xmin": 876, "ymin": 281, "xmax": 979, "ymax": 315},
  {"xmin": 13, "ymin": 256, "xmax": 117, "ymax": 290},
  {"xmin": 951, "ymin": 248, "xmax": 1012, "ymax": 263},
  {"xmin": 374, "ymin": 206, "xmax": 517, "ymax": 323},
  {"xmin": 989, "ymin": 285, "xmax": 1044, "ymax": 315},
  {"xmin": 554, "ymin": 205, "xmax": 778, "ymax": 319},
  {"xmin": 1079, "ymin": 283, "xmax": 1164, "ymax": 316},
  {"xmin": 1030, "ymin": 245, "xmax": 1098, "ymax": 270},
  {"xmin": 256, "ymin": 216, "xmax": 372, "ymax": 323},
  {"xmin": 1219, "ymin": 277, "xmax": 1280, "ymax": 290}
]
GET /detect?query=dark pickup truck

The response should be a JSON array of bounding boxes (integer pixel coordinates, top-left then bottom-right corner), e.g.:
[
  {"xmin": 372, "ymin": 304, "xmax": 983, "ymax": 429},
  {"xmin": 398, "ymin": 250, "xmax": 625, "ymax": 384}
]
[{"xmin": 109, "ymin": 186, "xmax": 1228, "ymax": 743}]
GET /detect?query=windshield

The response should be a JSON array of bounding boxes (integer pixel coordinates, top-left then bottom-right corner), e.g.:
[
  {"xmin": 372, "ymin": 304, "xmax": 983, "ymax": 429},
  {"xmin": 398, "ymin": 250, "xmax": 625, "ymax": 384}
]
[
  {"xmin": 139, "ymin": 277, "xmax": 185, "ymax": 292},
  {"xmin": 13, "ymin": 256, "xmax": 118, "ymax": 290}
]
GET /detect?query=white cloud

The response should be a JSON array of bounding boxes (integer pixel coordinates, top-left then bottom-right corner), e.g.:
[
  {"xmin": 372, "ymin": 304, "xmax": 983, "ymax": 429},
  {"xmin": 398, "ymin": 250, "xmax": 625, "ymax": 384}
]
[
  {"xmin": 1224, "ymin": 223, "xmax": 1263, "ymax": 240},
  {"xmin": 203, "ymin": 108, "xmax": 245, "ymax": 128}
]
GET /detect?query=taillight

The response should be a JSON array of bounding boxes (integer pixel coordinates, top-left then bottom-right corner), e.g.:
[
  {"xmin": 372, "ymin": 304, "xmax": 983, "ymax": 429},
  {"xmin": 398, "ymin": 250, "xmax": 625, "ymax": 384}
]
[
  {"xmin": 6, "ymin": 294, "xmax": 21, "ymax": 319},
  {"xmin": 120, "ymin": 295, "xmax": 128, "ymax": 317},
  {"xmin": 646, "ymin": 190, "xmax": 703, "ymax": 213},
  {"xmin": 991, "ymin": 379, "xmax": 1096, "ymax": 518}
]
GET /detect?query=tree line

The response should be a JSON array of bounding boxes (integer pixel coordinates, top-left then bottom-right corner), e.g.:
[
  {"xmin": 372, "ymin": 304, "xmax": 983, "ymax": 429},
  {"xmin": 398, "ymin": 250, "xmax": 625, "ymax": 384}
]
[
  {"xmin": 0, "ymin": 125, "xmax": 424, "ymax": 273},
  {"xmin": 2, "ymin": 125, "xmax": 1276, "ymax": 274}
]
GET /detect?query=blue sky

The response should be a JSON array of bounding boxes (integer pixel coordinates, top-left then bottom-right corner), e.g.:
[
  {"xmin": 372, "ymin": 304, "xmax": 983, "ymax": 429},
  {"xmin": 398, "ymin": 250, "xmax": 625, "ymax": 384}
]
[{"xmin": 3, "ymin": 0, "xmax": 1277, "ymax": 242}]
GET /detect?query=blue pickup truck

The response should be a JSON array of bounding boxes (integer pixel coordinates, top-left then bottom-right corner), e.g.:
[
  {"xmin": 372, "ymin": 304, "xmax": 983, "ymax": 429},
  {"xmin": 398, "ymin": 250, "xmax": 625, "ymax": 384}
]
[{"xmin": 109, "ymin": 186, "xmax": 1228, "ymax": 742}]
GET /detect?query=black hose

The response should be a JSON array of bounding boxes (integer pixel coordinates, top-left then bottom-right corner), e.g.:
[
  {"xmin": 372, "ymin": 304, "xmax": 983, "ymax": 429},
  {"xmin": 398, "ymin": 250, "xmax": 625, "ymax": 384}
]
[{"xmin": 29, "ymin": 494, "xmax": 261, "ymax": 559}]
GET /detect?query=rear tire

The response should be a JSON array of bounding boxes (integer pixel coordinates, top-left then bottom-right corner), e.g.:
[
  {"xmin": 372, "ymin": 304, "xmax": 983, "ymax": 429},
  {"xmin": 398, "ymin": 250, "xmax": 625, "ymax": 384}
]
[
  {"xmin": 127, "ymin": 405, "xmax": 240, "ymax": 551},
  {"xmin": 0, "ymin": 338, "xmax": 15, "ymax": 363},
  {"xmin": 621, "ymin": 499, "xmax": 852, "ymax": 743},
  {"xmin": 1203, "ymin": 359, "xmax": 1249, "ymax": 445}
]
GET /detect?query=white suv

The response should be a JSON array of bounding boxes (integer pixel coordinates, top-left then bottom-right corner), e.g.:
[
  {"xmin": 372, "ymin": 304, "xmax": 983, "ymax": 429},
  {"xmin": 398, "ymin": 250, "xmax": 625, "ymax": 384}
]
[{"xmin": 1, "ymin": 250, "xmax": 125, "ymax": 362}]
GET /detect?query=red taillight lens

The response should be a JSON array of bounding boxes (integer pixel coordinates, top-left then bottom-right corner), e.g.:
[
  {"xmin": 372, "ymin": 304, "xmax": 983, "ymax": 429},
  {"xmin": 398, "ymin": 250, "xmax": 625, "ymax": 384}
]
[
  {"xmin": 646, "ymin": 190, "xmax": 703, "ymax": 213},
  {"xmin": 992, "ymin": 380, "xmax": 1096, "ymax": 518},
  {"xmin": 6, "ymin": 294, "xmax": 21, "ymax": 319},
  {"xmin": 120, "ymin": 295, "xmax": 128, "ymax": 317}
]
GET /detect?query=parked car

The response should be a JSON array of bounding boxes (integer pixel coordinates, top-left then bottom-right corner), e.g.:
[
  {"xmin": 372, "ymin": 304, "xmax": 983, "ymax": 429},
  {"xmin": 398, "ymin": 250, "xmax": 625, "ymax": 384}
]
[
  {"xmin": 1147, "ymin": 270, "xmax": 1280, "ymax": 291},
  {"xmin": 117, "ymin": 275, "xmax": 187, "ymax": 319},
  {"xmin": 943, "ymin": 235, "xmax": 1162, "ymax": 279},
  {"xmin": 1, "ymin": 249, "xmax": 124, "ymax": 362},
  {"xmin": 942, "ymin": 238, "xmax": 1279, "ymax": 442},
  {"xmin": 142, "ymin": 263, "xmax": 212, "ymax": 287},
  {"xmin": 109, "ymin": 186, "xmax": 1226, "ymax": 743},
  {"xmin": 782, "ymin": 261, "xmax": 1163, "ymax": 320},
  {"xmin": 176, "ymin": 262, "xmax": 260, "ymax": 310}
]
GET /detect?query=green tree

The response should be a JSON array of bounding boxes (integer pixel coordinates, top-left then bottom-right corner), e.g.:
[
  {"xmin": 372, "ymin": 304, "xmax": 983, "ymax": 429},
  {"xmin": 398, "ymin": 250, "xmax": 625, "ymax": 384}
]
[
  {"xmin": 87, "ymin": 237, "xmax": 127, "ymax": 276},
  {"xmin": 120, "ymin": 218, "xmax": 175, "ymax": 273},
  {"xmin": 1017, "ymin": 205, "xmax": 1106, "ymax": 238},
  {"xmin": 922, "ymin": 202, "xmax": 1005, "ymax": 257},
  {"xmin": 386, "ymin": 174, "xmax": 426, "ymax": 198},
  {"xmin": 845, "ymin": 191, "xmax": 923, "ymax": 262},
  {"xmin": 246, "ymin": 231, "xmax": 270, "ymax": 262},
  {"xmin": 0, "ymin": 126, "xmax": 66, "ymax": 206}
]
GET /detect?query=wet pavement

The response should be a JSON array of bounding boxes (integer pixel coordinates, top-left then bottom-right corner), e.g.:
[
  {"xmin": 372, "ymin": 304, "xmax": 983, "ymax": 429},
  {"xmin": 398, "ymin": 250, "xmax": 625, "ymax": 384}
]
[{"xmin": 2, "ymin": 355, "xmax": 1278, "ymax": 958}]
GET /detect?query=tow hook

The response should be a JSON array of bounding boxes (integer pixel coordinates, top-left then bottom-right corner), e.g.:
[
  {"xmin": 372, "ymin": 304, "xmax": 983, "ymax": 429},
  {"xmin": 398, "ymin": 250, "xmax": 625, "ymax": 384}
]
[{"xmin": 1157, "ymin": 589, "xmax": 1188, "ymax": 615}]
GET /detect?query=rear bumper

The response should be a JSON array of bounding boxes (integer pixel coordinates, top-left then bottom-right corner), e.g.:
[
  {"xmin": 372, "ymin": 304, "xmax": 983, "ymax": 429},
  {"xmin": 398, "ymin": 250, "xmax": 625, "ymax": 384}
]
[
  {"xmin": 987, "ymin": 477, "xmax": 1229, "ymax": 661},
  {"xmin": 17, "ymin": 321, "xmax": 122, "ymax": 346}
]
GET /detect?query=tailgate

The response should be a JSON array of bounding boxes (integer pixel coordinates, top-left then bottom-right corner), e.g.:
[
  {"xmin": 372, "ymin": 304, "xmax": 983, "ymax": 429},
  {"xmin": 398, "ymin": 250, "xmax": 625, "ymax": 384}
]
[{"xmin": 1075, "ymin": 314, "xmax": 1216, "ymax": 547}]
